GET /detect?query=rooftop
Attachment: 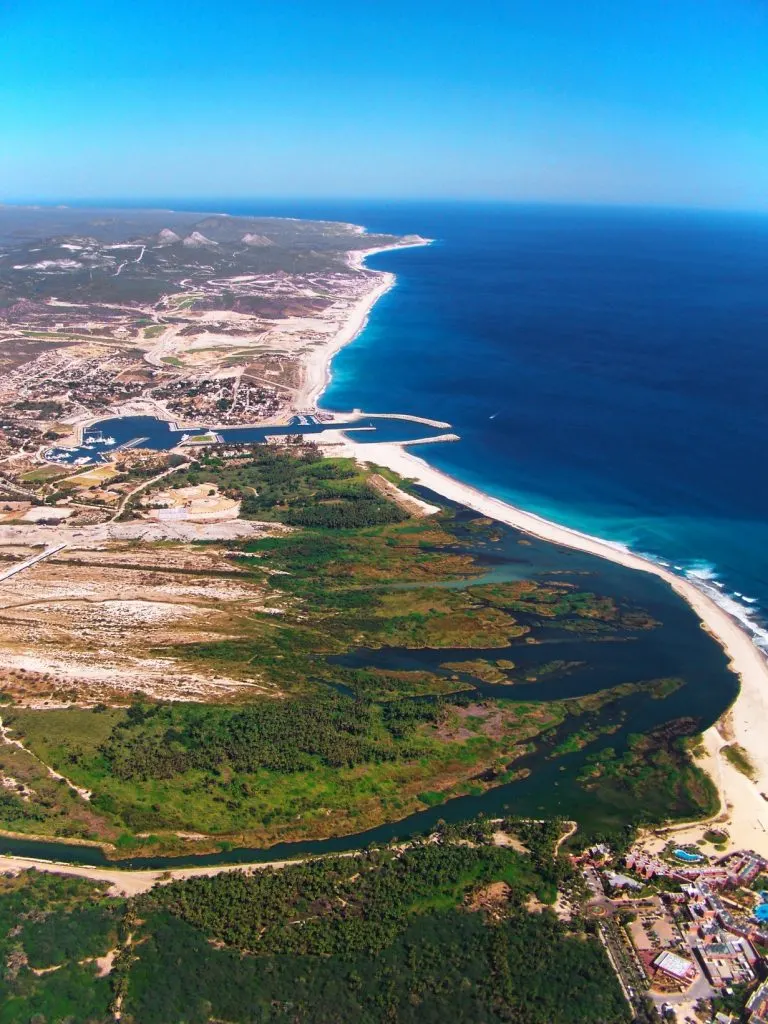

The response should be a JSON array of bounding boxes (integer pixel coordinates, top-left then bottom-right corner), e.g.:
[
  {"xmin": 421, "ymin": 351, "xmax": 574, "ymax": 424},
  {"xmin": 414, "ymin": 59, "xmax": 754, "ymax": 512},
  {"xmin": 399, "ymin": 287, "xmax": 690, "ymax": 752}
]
[{"xmin": 653, "ymin": 950, "xmax": 695, "ymax": 980}]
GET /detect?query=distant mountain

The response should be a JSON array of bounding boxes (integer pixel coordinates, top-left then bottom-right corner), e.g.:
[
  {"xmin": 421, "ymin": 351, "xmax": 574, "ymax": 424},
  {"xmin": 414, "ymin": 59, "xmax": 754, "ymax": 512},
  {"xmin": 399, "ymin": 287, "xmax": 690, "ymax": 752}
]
[
  {"xmin": 183, "ymin": 231, "xmax": 218, "ymax": 248},
  {"xmin": 241, "ymin": 233, "xmax": 273, "ymax": 247}
]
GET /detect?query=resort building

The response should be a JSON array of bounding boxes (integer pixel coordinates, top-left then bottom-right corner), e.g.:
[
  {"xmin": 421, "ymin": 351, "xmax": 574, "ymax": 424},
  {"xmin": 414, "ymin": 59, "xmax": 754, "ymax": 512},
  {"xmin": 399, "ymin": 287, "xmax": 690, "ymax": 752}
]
[
  {"xmin": 694, "ymin": 937, "xmax": 757, "ymax": 989},
  {"xmin": 652, "ymin": 951, "xmax": 697, "ymax": 987},
  {"xmin": 747, "ymin": 979, "xmax": 768, "ymax": 1024}
]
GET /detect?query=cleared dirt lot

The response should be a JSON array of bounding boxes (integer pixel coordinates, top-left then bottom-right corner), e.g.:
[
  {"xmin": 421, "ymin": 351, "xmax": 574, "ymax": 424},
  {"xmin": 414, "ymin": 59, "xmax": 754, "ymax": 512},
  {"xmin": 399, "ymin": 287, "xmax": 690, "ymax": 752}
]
[{"xmin": 0, "ymin": 536, "xmax": 285, "ymax": 703}]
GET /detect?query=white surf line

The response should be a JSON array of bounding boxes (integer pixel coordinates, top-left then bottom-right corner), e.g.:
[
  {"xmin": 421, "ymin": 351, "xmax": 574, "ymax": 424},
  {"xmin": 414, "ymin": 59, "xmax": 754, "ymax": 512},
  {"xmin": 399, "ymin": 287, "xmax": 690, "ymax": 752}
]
[{"xmin": 0, "ymin": 544, "xmax": 67, "ymax": 584}]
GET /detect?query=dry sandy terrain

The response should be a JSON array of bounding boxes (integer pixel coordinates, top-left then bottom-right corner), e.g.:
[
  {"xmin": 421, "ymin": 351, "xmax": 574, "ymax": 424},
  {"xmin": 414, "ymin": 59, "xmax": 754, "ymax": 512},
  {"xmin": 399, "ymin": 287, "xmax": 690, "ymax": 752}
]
[
  {"xmin": 0, "ymin": 537, "xmax": 285, "ymax": 703},
  {"xmin": 143, "ymin": 482, "xmax": 240, "ymax": 522},
  {"xmin": 0, "ymin": 518, "xmax": 282, "ymax": 546}
]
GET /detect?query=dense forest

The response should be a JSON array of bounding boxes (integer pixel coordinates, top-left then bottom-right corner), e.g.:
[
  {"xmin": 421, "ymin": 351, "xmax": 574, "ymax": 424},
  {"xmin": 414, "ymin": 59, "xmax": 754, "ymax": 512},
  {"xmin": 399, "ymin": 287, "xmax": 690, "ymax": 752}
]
[
  {"xmin": 0, "ymin": 826, "xmax": 632, "ymax": 1024},
  {"xmin": 154, "ymin": 445, "xmax": 409, "ymax": 529},
  {"xmin": 98, "ymin": 693, "xmax": 440, "ymax": 781}
]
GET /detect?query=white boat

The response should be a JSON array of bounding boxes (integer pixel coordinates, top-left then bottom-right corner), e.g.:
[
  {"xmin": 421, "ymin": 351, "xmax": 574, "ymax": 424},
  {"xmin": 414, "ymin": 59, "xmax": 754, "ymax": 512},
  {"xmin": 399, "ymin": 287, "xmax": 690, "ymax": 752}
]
[
  {"xmin": 103, "ymin": 437, "xmax": 116, "ymax": 445},
  {"xmin": 180, "ymin": 433, "xmax": 191, "ymax": 441}
]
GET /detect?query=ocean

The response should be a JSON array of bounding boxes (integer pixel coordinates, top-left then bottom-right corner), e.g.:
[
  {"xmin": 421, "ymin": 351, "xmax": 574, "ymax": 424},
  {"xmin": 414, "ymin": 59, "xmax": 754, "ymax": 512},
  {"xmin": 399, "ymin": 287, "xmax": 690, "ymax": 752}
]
[{"xmin": 114, "ymin": 199, "xmax": 768, "ymax": 652}]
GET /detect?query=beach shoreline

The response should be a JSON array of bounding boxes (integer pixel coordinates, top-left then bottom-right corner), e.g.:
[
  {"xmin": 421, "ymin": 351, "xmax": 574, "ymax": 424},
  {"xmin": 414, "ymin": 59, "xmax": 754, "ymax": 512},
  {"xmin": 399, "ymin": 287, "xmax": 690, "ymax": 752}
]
[
  {"xmin": 297, "ymin": 238, "xmax": 432, "ymax": 411},
  {"xmin": 326, "ymin": 433, "xmax": 768, "ymax": 857}
]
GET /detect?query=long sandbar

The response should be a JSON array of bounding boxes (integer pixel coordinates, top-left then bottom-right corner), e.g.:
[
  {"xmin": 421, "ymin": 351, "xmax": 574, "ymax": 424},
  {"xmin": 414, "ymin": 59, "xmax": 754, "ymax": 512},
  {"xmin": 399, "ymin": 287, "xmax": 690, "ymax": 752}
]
[{"xmin": 340, "ymin": 436, "xmax": 768, "ymax": 856}]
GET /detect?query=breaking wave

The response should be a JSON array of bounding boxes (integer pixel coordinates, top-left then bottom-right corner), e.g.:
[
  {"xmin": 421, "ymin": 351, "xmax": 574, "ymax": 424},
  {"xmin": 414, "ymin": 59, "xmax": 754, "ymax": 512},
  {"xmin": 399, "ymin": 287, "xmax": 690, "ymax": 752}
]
[{"xmin": 681, "ymin": 561, "xmax": 768, "ymax": 655}]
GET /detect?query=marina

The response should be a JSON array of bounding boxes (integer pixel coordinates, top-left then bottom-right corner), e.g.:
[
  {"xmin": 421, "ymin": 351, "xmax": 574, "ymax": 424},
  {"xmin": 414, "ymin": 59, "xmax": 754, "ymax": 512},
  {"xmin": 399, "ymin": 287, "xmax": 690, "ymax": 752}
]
[{"xmin": 43, "ymin": 412, "xmax": 454, "ymax": 466}]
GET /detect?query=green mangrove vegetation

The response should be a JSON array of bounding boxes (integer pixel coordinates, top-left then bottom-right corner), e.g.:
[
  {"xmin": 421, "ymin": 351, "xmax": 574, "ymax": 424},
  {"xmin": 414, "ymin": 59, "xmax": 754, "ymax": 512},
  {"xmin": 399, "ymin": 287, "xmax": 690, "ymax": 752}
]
[{"xmin": 0, "ymin": 446, "xmax": 725, "ymax": 855}]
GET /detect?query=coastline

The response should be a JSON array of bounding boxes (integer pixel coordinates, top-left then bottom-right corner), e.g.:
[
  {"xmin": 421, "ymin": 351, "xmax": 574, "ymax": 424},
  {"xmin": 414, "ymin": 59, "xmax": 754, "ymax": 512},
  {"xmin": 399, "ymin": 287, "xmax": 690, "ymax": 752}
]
[
  {"xmin": 329, "ymin": 434, "xmax": 768, "ymax": 857},
  {"xmin": 12, "ymin": 223, "xmax": 766, "ymax": 870},
  {"xmin": 305, "ymin": 238, "xmax": 767, "ymax": 857},
  {"xmin": 298, "ymin": 239, "xmax": 432, "ymax": 411}
]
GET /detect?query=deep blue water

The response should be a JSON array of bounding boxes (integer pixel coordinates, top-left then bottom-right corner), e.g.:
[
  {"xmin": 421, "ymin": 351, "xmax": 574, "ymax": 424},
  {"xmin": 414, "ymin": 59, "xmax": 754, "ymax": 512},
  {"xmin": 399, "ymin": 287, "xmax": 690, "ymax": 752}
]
[{"xmin": 75, "ymin": 199, "xmax": 768, "ymax": 650}]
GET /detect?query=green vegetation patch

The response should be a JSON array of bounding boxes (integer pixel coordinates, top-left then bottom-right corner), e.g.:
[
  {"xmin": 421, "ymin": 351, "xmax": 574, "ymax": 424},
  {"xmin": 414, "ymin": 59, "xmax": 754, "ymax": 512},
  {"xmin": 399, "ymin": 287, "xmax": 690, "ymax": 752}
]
[
  {"xmin": 162, "ymin": 448, "xmax": 409, "ymax": 530},
  {"xmin": 2, "ymin": 682, "xmax": 703, "ymax": 851},
  {"xmin": 722, "ymin": 742, "xmax": 756, "ymax": 780},
  {"xmin": 21, "ymin": 465, "xmax": 72, "ymax": 483},
  {"xmin": 577, "ymin": 722, "xmax": 719, "ymax": 826},
  {"xmin": 3, "ymin": 695, "xmax": 569, "ymax": 847},
  {"xmin": 441, "ymin": 659, "xmax": 513, "ymax": 684},
  {"xmin": 0, "ymin": 709, "xmax": 120, "ymax": 843},
  {"xmin": 333, "ymin": 667, "xmax": 472, "ymax": 699},
  {"xmin": 97, "ymin": 696, "xmax": 440, "ymax": 781},
  {"xmin": 0, "ymin": 871, "xmax": 116, "ymax": 1021}
]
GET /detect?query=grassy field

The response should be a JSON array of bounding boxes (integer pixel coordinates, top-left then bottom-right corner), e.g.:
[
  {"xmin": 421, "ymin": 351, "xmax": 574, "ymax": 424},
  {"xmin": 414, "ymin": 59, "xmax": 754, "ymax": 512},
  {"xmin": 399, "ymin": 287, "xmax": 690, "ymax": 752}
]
[
  {"xmin": 4, "ymin": 678, "xmax": 678, "ymax": 852},
  {"xmin": 59, "ymin": 464, "xmax": 118, "ymax": 488},
  {"xmin": 21, "ymin": 465, "xmax": 72, "ymax": 483},
  {"xmin": 5, "ymin": 698, "xmax": 565, "ymax": 848},
  {"xmin": 722, "ymin": 742, "xmax": 756, "ymax": 779}
]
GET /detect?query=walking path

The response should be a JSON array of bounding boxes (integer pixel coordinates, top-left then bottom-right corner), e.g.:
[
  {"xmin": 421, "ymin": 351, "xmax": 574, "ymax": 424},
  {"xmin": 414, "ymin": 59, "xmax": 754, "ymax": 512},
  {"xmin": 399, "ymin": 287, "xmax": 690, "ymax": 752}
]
[
  {"xmin": 0, "ymin": 715, "xmax": 91, "ymax": 801},
  {"xmin": 0, "ymin": 851, "xmax": 357, "ymax": 897},
  {"xmin": 0, "ymin": 543, "xmax": 66, "ymax": 583}
]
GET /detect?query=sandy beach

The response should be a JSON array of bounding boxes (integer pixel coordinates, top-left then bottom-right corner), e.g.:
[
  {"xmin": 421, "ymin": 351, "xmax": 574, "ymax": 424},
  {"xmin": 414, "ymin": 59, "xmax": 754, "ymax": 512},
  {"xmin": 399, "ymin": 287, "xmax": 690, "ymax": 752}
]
[
  {"xmin": 298, "ymin": 239, "xmax": 432, "ymax": 411},
  {"xmin": 330, "ymin": 434, "xmax": 768, "ymax": 856}
]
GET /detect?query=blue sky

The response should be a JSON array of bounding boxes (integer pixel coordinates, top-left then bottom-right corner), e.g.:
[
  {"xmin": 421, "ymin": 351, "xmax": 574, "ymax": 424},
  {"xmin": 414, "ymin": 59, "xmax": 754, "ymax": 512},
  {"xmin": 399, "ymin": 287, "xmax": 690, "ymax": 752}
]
[{"xmin": 1, "ymin": 0, "xmax": 767, "ymax": 208}]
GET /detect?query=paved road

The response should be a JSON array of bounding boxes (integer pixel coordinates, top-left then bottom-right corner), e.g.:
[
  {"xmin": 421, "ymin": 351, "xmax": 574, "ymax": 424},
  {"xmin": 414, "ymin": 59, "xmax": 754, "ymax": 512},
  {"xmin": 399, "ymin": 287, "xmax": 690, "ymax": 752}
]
[{"xmin": 0, "ymin": 543, "xmax": 66, "ymax": 583}]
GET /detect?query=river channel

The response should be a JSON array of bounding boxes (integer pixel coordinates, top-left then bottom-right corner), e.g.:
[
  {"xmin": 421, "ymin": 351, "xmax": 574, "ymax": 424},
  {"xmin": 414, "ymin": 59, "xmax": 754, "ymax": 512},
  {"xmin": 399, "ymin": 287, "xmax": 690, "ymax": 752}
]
[{"xmin": 0, "ymin": 504, "xmax": 738, "ymax": 869}]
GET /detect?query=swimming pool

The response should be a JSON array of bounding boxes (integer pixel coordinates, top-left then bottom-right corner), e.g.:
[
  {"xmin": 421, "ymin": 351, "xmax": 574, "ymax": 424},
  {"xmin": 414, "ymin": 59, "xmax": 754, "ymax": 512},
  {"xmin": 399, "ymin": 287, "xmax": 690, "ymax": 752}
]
[
  {"xmin": 755, "ymin": 903, "xmax": 768, "ymax": 923},
  {"xmin": 673, "ymin": 849, "xmax": 704, "ymax": 863}
]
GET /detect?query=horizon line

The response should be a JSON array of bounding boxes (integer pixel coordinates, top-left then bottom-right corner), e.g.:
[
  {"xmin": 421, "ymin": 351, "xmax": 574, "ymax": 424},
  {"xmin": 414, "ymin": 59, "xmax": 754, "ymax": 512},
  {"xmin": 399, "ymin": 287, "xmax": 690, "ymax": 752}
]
[{"xmin": 2, "ymin": 197, "xmax": 768, "ymax": 219}]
